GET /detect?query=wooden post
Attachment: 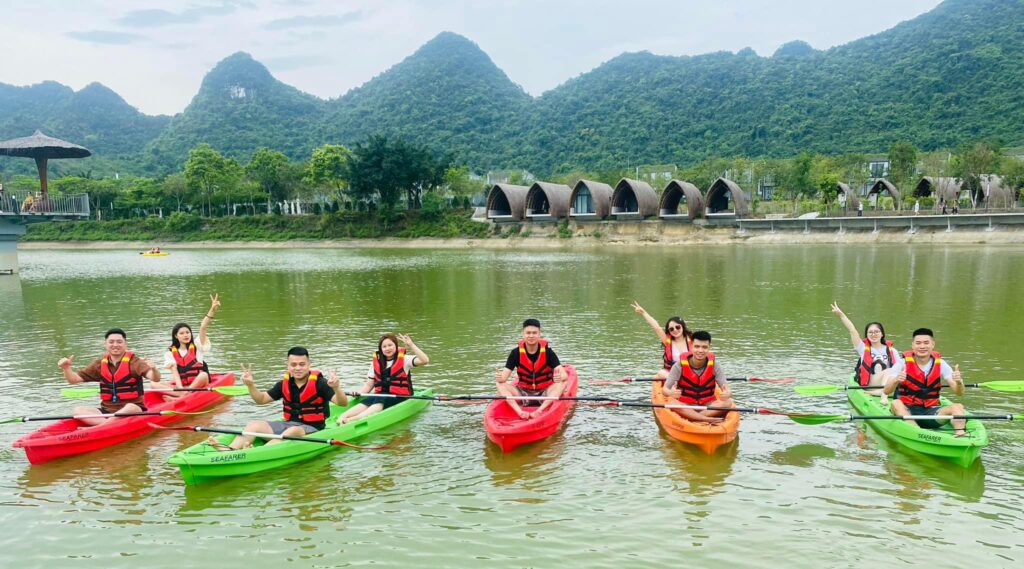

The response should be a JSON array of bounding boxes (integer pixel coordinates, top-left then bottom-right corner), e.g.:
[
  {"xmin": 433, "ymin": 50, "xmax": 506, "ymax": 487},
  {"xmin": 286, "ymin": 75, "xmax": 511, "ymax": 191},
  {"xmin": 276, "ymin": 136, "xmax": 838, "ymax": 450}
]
[{"xmin": 35, "ymin": 157, "xmax": 48, "ymax": 196}]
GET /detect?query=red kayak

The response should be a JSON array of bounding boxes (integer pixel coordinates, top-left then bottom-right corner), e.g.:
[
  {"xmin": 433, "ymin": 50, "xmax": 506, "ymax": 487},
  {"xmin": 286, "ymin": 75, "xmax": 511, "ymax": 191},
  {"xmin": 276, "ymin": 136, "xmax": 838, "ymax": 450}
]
[
  {"xmin": 484, "ymin": 364, "xmax": 578, "ymax": 452},
  {"xmin": 13, "ymin": 373, "xmax": 235, "ymax": 465}
]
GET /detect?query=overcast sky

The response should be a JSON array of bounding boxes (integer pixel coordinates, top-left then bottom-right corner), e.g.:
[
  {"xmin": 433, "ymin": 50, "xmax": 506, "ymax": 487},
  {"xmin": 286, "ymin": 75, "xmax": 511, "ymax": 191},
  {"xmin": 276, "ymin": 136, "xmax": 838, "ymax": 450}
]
[{"xmin": 0, "ymin": 0, "xmax": 943, "ymax": 116}]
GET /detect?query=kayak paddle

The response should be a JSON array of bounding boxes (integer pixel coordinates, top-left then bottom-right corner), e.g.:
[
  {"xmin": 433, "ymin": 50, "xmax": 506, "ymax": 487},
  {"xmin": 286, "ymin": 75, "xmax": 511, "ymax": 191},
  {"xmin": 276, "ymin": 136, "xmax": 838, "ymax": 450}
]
[
  {"xmin": 794, "ymin": 381, "xmax": 1024, "ymax": 396},
  {"xmin": 344, "ymin": 391, "xmax": 617, "ymax": 402},
  {"xmin": 150, "ymin": 423, "xmax": 391, "ymax": 450},
  {"xmin": 784, "ymin": 412, "xmax": 1023, "ymax": 425},
  {"xmin": 590, "ymin": 376, "xmax": 796, "ymax": 385},
  {"xmin": 61, "ymin": 385, "xmax": 250, "ymax": 399},
  {"xmin": 2, "ymin": 409, "xmax": 215, "ymax": 424}
]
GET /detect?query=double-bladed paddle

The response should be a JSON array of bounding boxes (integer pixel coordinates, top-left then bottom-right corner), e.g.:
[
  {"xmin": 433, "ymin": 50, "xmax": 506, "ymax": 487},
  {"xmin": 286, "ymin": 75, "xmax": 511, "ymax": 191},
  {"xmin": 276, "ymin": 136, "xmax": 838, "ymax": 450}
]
[
  {"xmin": 61, "ymin": 385, "xmax": 251, "ymax": 399},
  {"xmin": 150, "ymin": 423, "xmax": 391, "ymax": 450},
  {"xmin": 794, "ymin": 381, "xmax": 1024, "ymax": 396},
  {"xmin": 590, "ymin": 376, "xmax": 796, "ymax": 385},
  {"xmin": 2, "ymin": 409, "xmax": 214, "ymax": 424},
  {"xmin": 783, "ymin": 412, "xmax": 1023, "ymax": 425}
]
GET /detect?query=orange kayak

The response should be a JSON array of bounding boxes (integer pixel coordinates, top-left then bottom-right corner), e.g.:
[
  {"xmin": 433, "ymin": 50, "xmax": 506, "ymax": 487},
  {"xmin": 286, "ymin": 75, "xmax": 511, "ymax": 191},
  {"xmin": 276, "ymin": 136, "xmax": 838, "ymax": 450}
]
[{"xmin": 652, "ymin": 381, "xmax": 739, "ymax": 453}]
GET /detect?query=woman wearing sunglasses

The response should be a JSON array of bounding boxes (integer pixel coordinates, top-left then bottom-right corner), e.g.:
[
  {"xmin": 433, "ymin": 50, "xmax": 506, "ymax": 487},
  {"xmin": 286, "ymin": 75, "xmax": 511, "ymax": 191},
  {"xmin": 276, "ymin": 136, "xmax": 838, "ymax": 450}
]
[
  {"xmin": 632, "ymin": 301, "xmax": 693, "ymax": 379},
  {"xmin": 831, "ymin": 302, "xmax": 899, "ymax": 396}
]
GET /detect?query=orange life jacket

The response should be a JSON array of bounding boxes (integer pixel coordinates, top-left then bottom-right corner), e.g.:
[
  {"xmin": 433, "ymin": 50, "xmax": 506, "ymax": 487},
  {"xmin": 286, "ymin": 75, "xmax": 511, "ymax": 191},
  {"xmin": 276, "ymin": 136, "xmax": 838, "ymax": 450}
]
[
  {"xmin": 856, "ymin": 339, "xmax": 898, "ymax": 387},
  {"xmin": 675, "ymin": 352, "xmax": 717, "ymax": 405},
  {"xmin": 171, "ymin": 343, "xmax": 205, "ymax": 387},
  {"xmin": 281, "ymin": 371, "xmax": 326, "ymax": 426},
  {"xmin": 99, "ymin": 351, "xmax": 144, "ymax": 403},
  {"xmin": 897, "ymin": 351, "xmax": 943, "ymax": 407},
  {"xmin": 372, "ymin": 348, "xmax": 413, "ymax": 396},
  {"xmin": 662, "ymin": 337, "xmax": 692, "ymax": 371},
  {"xmin": 516, "ymin": 339, "xmax": 553, "ymax": 391}
]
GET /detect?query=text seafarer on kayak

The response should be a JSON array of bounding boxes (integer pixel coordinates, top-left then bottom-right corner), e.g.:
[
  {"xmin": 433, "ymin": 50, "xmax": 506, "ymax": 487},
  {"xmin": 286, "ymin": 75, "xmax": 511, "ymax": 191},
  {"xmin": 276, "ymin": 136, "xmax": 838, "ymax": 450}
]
[{"xmin": 496, "ymin": 319, "xmax": 567, "ymax": 419}]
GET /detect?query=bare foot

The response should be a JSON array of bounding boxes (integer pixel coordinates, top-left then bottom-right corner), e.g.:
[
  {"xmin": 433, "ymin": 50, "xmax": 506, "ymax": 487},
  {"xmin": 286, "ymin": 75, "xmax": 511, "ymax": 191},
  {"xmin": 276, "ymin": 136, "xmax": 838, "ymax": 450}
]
[{"xmin": 206, "ymin": 436, "xmax": 233, "ymax": 452}]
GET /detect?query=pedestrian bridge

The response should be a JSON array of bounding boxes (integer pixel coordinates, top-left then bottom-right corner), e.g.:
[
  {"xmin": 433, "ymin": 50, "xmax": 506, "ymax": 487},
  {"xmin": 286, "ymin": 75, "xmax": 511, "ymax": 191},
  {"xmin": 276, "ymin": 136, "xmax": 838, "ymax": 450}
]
[{"xmin": 1, "ymin": 191, "xmax": 90, "ymax": 274}]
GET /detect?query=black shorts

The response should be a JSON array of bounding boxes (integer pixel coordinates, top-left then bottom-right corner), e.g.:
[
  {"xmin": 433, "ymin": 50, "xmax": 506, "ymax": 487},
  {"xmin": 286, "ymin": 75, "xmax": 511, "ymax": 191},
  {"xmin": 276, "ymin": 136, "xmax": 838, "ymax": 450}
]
[
  {"xmin": 906, "ymin": 405, "xmax": 945, "ymax": 429},
  {"xmin": 101, "ymin": 403, "xmax": 147, "ymax": 414},
  {"xmin": 266, "ymin": 421, "xmax": 319, "ymax": 435},
  {"xmin": 512, "ymin": 385, "xmax": 546, "ymax": 407},
  {"xmin": 358, "ymin": 395, "xmax": 404, "ymax": 409}
]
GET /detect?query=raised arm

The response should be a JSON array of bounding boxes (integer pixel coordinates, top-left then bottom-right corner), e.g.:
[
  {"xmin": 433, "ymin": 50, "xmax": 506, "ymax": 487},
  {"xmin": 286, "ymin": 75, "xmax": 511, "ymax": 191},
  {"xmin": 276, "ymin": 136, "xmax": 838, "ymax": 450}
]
[
  {"xmin": 58, "ymin": 355, "xmax": 84, "ymax": 384},
  {"xmin": 632, "ymin": 301, "xmax": 667, "ymax": 342},
  {"xmin": 240, "ymin": 364, "xmax": 274, "ymax": 405},
  {"xmin": 326, "ymin": 370, "xmax": 348, "ymax": 406},
  {"xmin": 199, "ymin": 293, "xmax": 220, "ymax": 347},
  {"xmin": 948, "ymin": 363, "xmax": 964, "ymax": 397},
  {"xmin": 831, "ymin": 302, "xmax": 862, "ymax": 350},
  {"xmin": 399, "ymin": 334, "xmax": 429, "ymax": 366}
]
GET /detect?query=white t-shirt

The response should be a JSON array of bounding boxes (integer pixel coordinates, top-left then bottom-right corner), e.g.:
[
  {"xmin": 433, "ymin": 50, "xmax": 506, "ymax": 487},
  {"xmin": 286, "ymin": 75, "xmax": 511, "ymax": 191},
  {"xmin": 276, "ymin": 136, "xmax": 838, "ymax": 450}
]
[
  {"xmin": 366, "ymin": 354, "xmax": 418, "ymax": 379},
  {"xmin": 163, "ymin": 339, "xmax": 212, "ymax": 370},
  {"xmin": 854, "ymin": 344, "xmax": 899, "ymax": 368}
]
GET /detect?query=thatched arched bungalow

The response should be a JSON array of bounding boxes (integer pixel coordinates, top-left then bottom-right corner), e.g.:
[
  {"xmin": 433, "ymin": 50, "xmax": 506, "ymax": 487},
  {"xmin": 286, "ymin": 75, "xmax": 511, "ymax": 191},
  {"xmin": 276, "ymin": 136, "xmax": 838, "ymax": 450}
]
[
  {"xmin": 569, "ymin": 179, "xmax": 614, "ymax": 219},
  {"xmin": 486, "ymin": 184, "xmax": 529, "ymax": 220},
  {"xmin": 972, "ymin": 175, "xmax": 1014, "ymax": 208},
  {"xmin": 836, "ymin": 182, "xmax": 861, "ymax": 211},
  {"xmin": 704, "ymin": 177, "xmax": 750, "ymax": 218},
  {"xmin": 914, "ymin": 177, "xmax": 961, "ymax": 208},
  {"xmin": 659, "ymin": 180, "xmax": 704, "ymax": 220},
  {"xmin": 611, "ymin": 178, "xmax": 659, "ymax": 219},
  {"xmin": 867, "ymin": 179, "xmax": 901, "ymax": 210},
  {"xmin": 525, "ymin": 182, "xmax": 571, "ymax": 220}
]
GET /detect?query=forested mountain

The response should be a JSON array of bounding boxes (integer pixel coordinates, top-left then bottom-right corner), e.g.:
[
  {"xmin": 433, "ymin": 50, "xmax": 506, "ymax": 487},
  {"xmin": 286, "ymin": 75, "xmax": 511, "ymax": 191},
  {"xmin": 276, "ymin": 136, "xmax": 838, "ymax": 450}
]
[{"xmin": 1, "ymin": 0, "xmax": 1022, "ymax": 177}]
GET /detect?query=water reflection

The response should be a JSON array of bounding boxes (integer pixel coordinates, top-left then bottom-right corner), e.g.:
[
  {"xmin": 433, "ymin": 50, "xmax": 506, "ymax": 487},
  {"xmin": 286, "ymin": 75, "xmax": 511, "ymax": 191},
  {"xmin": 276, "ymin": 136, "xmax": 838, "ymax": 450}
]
[
  {"xmin": 768, "ymin": 443, "xmax": 838, "ymax": 468},
  {"xmin": 659, "ymin": 433, "xmax": 738, "ymax": 496},
  {"xmin": 482, "ymin": 435, "xmax": 565, "ymax": 490}
]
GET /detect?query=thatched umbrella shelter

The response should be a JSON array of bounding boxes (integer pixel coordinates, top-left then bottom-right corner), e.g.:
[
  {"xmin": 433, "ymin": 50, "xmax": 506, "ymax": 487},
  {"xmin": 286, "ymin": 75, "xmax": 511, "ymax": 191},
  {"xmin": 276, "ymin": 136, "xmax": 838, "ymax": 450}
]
[
  {"xmin": 486, "ymin": 184, "xmax": 529, "ymax": 220},
  {"xmin": 836, "ymin": 182, "xmax": 861, "ymax": 211},
  {"xmin": 659, "ymin": 180, "xmax": 704, "ymax": 220},
  {"xmin": 705, "ymin": 177, "xmax": 750, "ymax": 218},
  {"xmin": 867, "ymin": 179, "xmax": 901, "ymax": 210},
  {"xmin": 525, "ymin": 182, "xmax": 571, "ymax": 219},
  {"xmin": 612, "ymin": 179, "xmax": 658, "ymax": 218},
  {"xmin": 0, "ymin": 130, "xmax": 91, "ymax": 196},
  {"xmin": 569, "ymin": 179, "xmax": 613, "ymax": 218}
]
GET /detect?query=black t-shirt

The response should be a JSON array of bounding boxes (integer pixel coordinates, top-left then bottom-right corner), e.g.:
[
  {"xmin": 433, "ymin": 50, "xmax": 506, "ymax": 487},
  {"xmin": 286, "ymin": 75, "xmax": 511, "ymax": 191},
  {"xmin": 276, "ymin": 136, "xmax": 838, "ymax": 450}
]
[
  {"xmin": 505, "ymin": 345, "xmax": 560, "ymax": 371},
  {"xmin": 266, "ymin": 375, "xmax": 334, "ymax": 429}
]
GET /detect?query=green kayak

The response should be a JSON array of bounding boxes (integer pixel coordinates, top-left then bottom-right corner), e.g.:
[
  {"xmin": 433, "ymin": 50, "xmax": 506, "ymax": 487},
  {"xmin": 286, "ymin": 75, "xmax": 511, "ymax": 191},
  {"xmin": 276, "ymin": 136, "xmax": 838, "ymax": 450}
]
[
  {"xmin": 168, "ymin": 389, "xmax": 432, "ymax": 485},
  {"xmin": 846, "ymin": 376, "xmax": 987, "ymax": 467}
]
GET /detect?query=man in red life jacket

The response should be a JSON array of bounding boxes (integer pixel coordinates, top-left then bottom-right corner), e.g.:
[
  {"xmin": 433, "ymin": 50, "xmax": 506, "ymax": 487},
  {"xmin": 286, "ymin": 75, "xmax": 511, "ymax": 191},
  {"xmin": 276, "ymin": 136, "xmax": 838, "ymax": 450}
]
[
  {"xmin": 883, "ymin": 328, "xmax": 968, "ymax": 436},
  {"xmin": 495, "ymin": 319, "xmax": 567, "ymax": 419},
  {"xmin": 57, "ymin": 328, "xmax": 160, "ymax": 427},
  {"xmin": 209, "ymin": 346, "xmax": 347, "ymax": 451},
  {"xmin": 661, "ymin": 330, "xmax": 734, "ymax": 423}
]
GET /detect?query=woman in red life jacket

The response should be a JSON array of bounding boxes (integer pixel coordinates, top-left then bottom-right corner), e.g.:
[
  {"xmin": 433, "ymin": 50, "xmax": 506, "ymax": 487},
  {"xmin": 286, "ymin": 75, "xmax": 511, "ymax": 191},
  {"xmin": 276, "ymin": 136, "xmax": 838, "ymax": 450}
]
[
  {"xmin": 495, "ymin": 319, "xmax": 567, "ymax": 419},
  {"xmin": 883, "ymin": 328, "xmax": 968, "ymax": 437},
  {"xmin": 661, "ymin": 330, "xmax": 734, "ymax": 423},
  {"xmin": 336, "ymin": 333, "xmax": 430, "ymax": 425},
  {"xmin": 152, "ymin": 294, "xmax": 220, "ymax": 399},
  {"xmin": 57, "ymin": 328, "xmax": 160, "ymax": 427},
  {"xmin": 831, "ymin": 302, "xmax": 900, "ymax": 398},
  {"xmin": 632, "ymin": 301, "xmax": 693, "ymax": 379},
  {"xmin": 207, "ymin": 347, "xmax": 348, "ymax": 451}
]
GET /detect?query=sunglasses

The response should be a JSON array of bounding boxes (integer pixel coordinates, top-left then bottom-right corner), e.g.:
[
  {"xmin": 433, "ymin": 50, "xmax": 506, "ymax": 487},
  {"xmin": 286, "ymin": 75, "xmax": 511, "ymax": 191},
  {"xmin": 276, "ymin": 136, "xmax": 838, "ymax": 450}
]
[{"xmin": 668, "ymin": 325, "xmax": 682, "ymax": 331}]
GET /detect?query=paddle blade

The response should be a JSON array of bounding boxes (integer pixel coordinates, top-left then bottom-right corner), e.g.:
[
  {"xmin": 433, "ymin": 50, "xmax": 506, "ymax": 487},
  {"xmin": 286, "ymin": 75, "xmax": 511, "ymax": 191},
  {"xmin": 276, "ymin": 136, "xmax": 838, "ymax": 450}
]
[
  {"xmin": 330, "ymin": 439, "xmax": 393, "ymax": 450},
  {"xmin": 794, "ymin": 385, "xmax": 843, "ymax": 396},
  {"xmin": 61, "ymin": 388, "xmax": 100, "ymax": 399},
  {"xmin": 212, "ymin": 386, "xmax": 250, "ymax": 396},
  {"xmin": 785, "ymin": 413, "xmax": 848, "ymax": 425},
  {"xmin": 747, "ymin": 376, "xmax": 797, "ymax": 384},
  {"xmin": 980, "ymin": 381, "xmax": 1024, "ymax": 392}
]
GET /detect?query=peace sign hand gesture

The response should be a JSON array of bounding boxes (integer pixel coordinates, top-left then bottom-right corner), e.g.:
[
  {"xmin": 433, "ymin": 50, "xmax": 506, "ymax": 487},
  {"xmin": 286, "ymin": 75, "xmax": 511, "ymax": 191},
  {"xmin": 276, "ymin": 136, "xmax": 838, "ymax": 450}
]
[
  {"xmin": 241, "ymin": 363, "xmax": 255, "ymax": 386},
  {"xmin": 326, "ymin": 369, "xmax": 340, "ymax": 390},
  {"xmin": 830, "ymin": 302, "xmax": 844, "ymax": 316},
  {"xmin": 209, "ymin": 293, "xmax": 221, "ymax": 314},
  {"xmin": 631, "ymin": 301, "xmax": 647, "ymax": 316}
]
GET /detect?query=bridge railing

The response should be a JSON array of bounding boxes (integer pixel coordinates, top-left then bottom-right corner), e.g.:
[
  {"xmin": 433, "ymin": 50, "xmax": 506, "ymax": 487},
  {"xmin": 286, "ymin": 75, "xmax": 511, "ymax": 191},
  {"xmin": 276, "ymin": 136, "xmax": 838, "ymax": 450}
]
[{"xmin": 0, "ymin": 191, "xmax": 90, "ymax": 218}]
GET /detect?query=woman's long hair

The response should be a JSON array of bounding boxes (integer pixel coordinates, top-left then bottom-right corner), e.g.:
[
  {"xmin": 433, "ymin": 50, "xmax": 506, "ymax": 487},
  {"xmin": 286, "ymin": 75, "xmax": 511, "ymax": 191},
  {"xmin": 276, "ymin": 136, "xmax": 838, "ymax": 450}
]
[
  {"xmin": 663, "ymin": 316, "xmax": 693, "ymax": 343},
  {"xmin": 170, "ymin": 323, "xmax": 193, "ymax": 349},
  {"xmin": 863, "ymin": 321, "xmax": 887, "ymax": 345},
  {"xmin": 376, "ymin": 333, "xmax": 400, "ymax": 372}
]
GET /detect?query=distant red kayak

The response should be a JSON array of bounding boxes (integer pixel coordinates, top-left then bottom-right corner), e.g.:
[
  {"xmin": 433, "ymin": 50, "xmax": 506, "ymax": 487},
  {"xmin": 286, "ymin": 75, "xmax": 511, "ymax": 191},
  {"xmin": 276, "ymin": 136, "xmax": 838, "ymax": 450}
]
[
  {"xmin": 484, "ymin": 364, "xmax": 578, "ymax": 452},
  {"xmin": 13, "ymin": 373, "xmax": 235, "ymax": 465}
]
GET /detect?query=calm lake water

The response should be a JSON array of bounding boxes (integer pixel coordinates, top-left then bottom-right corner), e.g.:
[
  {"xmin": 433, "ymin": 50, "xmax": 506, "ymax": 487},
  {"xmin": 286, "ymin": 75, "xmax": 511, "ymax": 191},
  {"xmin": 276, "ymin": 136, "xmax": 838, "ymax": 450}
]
[{"xmin": 1, "ymin": 245, "xmax": 1022, "ymax": 568}]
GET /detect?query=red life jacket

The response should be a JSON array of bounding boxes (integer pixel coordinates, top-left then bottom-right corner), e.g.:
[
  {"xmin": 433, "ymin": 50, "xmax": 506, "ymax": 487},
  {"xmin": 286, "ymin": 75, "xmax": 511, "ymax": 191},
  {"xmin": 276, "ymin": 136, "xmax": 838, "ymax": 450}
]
[
  {"xmin": 897, "ymin": 351, "xmax": 943, "ymax": 407},
  {"xmin": 662, "ymin": 337, "xmax": 692, "ymax": 371},
  {"xmin": 99, "ymin": 351, "xmax": 144, "ymax": 403},
  {"xmin": 675, "ymin": 352, "xmax": 717, "ymax": 405},
  {"xmin": 171, "ymin": 343, "xmax": 205, "ymax": 387},
  {"xmin": 856, "ymin": 339, "xmax": 898, "ymax": 387},
  {"xmin": 516, "ymin": 339, "xmax": 553, "ymax": 391},
  {"xmin": 372, "ymin": 348, "xmax": 413, "ymax": 396},
  {"xmin": 281, "ymin": 371, "xmax": 326, "ymax": 425}
]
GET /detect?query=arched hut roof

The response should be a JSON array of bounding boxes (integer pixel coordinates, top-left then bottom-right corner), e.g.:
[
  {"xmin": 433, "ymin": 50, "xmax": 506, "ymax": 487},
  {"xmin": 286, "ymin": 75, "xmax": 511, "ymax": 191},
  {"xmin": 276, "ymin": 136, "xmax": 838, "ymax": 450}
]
[
  {"xmin": 486, "ymin": 183, "xmax": 529, "ymax": 220},
  {"xmin": 868, "ymin": 179, "xmax": 901, "ymax": 210},
  {"xmin": 704, "ymin": 177, "xmax": 750, "ymax": 218},
  {"xmin": 612, "ymin": 178, "xmax": 659, "ymax": 217},
  {"xmin": 569, "ymin": 179, "xmax": 614, "ymax": 218},
  {"xmin": 659, "ymin": 180, "xmax": 704, "ymax": 220},
  {"xmin": 836, "ymin": 182, "xmax": 861, "ymax": 210},
  {"xmin": 914, "ymin": 177, "xmax": 960, "ymax": 204},
  {"xmin": 525, "ymin": 182, "xmax": 571, "ymax": 219},
  {"xmin": 976, "ymin": 175, "xmax": 1014, "ymax": 208}
]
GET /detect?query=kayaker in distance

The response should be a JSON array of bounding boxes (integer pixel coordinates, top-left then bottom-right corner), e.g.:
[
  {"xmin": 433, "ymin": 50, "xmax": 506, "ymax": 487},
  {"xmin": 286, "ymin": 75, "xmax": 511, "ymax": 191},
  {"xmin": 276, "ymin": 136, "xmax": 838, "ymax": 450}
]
[
  {"xmin": 207, "ymin": 347, "xmax": 347, "ymax": 451},
  {"xmin": 661, "ymin": 331, "xmax": 735, "ymax": 423},
  {"xmin": 154, "ymin": 293, "xmax": 221, "ymax": 398},
  {"xmin": 883, "ymin": 328, "xmax": 969, "ymax": 437},
  {"xmin": 336, "ymin": 333, "xmax": 430, "ymax": 424},
  {"xmin": 57, "ymin": 328, "xmax": 161, "ymax": 426},
  {"xmin": 495, "ymin": 319, "xmax": 567, "ymax": 419},
  {"xmin": 831, "ymin": 302, "xmax": 899, "ymax": 399},
  {"xmin": 632, "ymin": 301, "xmax": 693, "ymax": 379}
]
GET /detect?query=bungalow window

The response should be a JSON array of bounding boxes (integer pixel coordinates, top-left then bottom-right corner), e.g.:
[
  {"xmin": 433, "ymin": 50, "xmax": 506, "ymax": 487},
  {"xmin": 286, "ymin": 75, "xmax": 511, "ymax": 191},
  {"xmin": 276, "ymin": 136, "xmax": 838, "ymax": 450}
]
[{"xmin": 573, "ymin": 188, "xmax": 593, "ymax": 214}]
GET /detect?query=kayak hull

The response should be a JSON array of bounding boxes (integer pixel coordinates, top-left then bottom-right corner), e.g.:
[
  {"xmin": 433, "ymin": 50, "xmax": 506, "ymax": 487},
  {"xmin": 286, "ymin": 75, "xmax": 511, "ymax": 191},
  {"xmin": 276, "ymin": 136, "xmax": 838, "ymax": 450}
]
[
  {"xmin": 652, "ymin": 381, "xmax": 740, "ymax": 454},
  {"xmin": 141, "ymin": 252, "xmax": 168, "ymax": 257},
  {"xmin": 484, "ymin": 365, "xmax": 578, "ymax": 452},
  {"xmin": 12, "ymin": 373, "xmax": 235, "ymax": 465},
  {"xmin": 846, "ymin": 375, "xmax": 987, "ymax": 467},
  {"xmin": 167, "ymin": 388, "xmax": 433, "ymax": 485}
]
